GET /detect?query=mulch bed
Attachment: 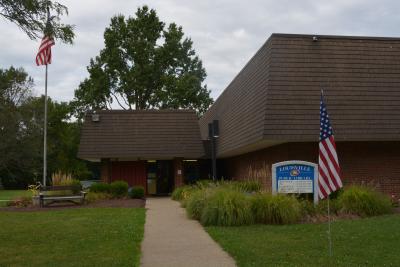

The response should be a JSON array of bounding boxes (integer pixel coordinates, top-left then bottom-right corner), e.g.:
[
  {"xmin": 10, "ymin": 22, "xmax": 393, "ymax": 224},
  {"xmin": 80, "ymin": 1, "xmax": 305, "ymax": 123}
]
[{"xmin": 0, "ymin": 198, "xmax": 146, "ymax": 212}]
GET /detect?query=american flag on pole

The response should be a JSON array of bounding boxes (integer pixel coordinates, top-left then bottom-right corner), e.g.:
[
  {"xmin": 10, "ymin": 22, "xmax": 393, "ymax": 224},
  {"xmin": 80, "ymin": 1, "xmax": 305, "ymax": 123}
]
[
  {"xmin": 318, "ymin": 92, "xmax": 343, "ymax": 199},
  {"xmin": 35, "ymin": 36, "xmax": 55, "ymax": 66}
]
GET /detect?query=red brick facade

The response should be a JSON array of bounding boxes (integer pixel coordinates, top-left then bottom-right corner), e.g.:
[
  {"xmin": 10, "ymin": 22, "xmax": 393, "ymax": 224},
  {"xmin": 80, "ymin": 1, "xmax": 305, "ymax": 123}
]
[{"xmin": 221, "ymin": 141, "xmax": 400, "ymax": 198}]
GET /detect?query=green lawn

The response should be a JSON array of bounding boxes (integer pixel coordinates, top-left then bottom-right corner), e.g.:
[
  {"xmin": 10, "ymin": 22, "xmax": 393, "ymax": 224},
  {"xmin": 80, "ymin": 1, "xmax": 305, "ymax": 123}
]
[
  {"xmin": 0, "ymin": 190, "xmax": 32, "ymax": 206},
  {"xmin": 0, "ymin": 208, "xmax": 145, "ymax": 267},
  {"xmin": 206, "ymin": 214, "xmax": 400, "ymax": 267}
]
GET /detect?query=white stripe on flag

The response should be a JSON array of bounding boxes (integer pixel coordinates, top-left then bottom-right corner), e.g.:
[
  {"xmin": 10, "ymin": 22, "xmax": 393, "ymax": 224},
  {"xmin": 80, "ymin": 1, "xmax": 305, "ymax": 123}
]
[{"xmin": 319, "ymin": 144, "xmax": 338, "ymax": 191}]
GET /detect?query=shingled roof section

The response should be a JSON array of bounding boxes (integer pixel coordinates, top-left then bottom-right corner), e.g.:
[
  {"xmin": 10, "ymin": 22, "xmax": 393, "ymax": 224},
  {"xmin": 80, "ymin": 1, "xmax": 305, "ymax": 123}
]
[
  {"xmin": 199, "ymin": 33, "xmax": 400, "ymax": 158},
  {"xmin": 78, "ymin": 110, "xmax": 205, "ymax": 161}
]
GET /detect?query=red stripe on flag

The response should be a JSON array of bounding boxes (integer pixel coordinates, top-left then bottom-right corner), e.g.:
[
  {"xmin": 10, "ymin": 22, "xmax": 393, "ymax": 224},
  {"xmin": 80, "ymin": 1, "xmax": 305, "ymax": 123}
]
[{"xmin": 35, "ymin": 36, "xmax": 55, "ymax": 66}]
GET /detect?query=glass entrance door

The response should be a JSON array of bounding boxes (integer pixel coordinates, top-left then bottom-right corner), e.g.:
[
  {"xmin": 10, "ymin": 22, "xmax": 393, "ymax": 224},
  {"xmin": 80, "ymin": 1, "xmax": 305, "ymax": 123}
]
[
  {"xmin": 147, "ymin": 160, "xmax": 174, "ymax": 195},
  {"xmin": 147, "ymin": 161, "xmax": 157, "ymax": 195}
]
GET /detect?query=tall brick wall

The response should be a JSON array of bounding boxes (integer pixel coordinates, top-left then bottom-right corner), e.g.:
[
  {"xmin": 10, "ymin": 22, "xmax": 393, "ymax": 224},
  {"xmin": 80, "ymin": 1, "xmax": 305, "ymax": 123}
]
[{"xmin": 221, "ymin": 141, "xmax": 400, "ymax": 198}]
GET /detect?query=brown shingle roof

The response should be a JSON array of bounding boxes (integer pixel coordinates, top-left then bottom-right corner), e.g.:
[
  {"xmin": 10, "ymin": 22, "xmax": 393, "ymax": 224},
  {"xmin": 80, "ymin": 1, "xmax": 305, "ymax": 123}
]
[
  {"xmin": 200, "ymin": 33, "xmax": 400, "ymax": 157},
  {"xmin": 78, "ymin": 110, "xmax": 205, "ymax": 161}
]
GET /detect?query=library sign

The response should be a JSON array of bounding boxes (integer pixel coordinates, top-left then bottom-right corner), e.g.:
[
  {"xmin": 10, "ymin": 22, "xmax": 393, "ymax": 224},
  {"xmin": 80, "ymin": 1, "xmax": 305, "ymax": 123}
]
[{"xmin": 272, "ymin": 161, "xmax": 319, "ymax": 204}]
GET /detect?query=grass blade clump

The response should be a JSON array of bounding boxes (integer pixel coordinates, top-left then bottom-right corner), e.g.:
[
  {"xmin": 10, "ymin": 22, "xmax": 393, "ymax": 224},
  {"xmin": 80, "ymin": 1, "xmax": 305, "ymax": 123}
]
[
  {"xmin": 171, "ymin": 185, "xmax": 192, "ymax": 201},
  {"xmin": 251, "ymin": 193, "xmax": 302, "ymax": 224},
  {"xmin": 231, "ymin": 180, "xmax": 262, "ymax": 193},
  {"xmin": 186, "ymin": 188, "xmax": 212, "ymax": 220},
  {"xmin": 201, "ymin": 189, "xmax": 253, "ymax": 226},
  {"xmin": 338, "ymin": 185, "xmax": 392, "ymax": 217}
]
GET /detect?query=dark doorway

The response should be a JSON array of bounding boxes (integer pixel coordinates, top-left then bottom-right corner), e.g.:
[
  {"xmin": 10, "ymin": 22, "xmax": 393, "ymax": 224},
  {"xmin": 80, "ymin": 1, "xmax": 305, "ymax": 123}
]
[
  {"xmin": 157, "ymin": 160, "xmax": 174, "ymax": 195},
  {"xmin": 183, "ymin": 160, "xmax": 200, "ymax": 184},
  {"xmin": 146, "ymin": 160, "xmax": 174, "ymax": 195}
]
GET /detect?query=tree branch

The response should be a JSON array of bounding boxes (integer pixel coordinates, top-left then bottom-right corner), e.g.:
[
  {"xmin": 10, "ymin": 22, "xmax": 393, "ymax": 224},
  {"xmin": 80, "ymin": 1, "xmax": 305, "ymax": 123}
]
[{"xmin": 110, "ymin": 91, "xmax": 127, "ymax": 110}]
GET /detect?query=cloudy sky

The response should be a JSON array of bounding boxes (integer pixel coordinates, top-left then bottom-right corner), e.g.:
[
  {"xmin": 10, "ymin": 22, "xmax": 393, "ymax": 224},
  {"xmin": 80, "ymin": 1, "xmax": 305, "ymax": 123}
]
[{"xmin": 1, "ymin": 0, "xmax": 400, "ymax": 103}]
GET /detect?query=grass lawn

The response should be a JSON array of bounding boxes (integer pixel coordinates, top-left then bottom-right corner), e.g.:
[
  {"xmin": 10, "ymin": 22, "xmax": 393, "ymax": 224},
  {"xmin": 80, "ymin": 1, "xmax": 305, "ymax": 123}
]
[
  {"xmin": 206, "ymin": 214, "xmax": 400, "ymax": 266},
  {"xmin": 0, "ymin": 190, "xmax": 32, "ymax": 206},
  {"xmin": 0, "ymin": 208, "xmax": 145, "ymax": 267}
]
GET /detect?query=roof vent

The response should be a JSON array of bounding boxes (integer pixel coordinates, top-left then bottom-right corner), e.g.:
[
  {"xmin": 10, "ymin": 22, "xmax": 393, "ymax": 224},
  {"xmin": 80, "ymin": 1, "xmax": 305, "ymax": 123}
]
[
  {"xmin": 92, "ymin": 113, "xmax": 100, "ymax": 122},
  {"xmin": 312, "ymin": 36, "xmax": 318, "ymax": 42}
]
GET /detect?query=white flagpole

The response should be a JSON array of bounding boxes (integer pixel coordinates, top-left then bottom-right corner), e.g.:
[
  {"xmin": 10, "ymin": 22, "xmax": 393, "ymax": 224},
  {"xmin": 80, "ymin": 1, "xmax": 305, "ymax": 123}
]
[{"xmin": 43, "ymin": 63, "xmax": 48, "ymax": 186}]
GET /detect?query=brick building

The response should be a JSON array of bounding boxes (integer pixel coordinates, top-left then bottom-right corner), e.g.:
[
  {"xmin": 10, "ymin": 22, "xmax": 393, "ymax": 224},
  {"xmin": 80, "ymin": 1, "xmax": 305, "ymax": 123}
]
[{"xmin": 79, "ymin": 33, "xmax": 400, "ymax": 197}]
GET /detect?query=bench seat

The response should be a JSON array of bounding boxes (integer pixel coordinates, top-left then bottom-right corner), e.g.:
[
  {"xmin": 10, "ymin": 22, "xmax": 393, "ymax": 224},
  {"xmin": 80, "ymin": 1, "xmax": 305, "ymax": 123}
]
[{"xmin": 39, "ymin": 185, "xmax": 86, "ymax": 207}]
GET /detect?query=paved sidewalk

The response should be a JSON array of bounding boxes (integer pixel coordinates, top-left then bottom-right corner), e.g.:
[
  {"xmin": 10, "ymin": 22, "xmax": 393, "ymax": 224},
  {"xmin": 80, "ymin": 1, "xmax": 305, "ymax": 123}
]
[{"xmin": 140, "ymin": 197, "xmax": 236, "ymax": 267}]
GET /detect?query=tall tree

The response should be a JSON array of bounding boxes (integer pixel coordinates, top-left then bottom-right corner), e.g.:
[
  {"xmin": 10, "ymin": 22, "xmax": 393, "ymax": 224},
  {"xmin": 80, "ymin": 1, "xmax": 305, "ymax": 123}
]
[
  {"xmin": 72, "ymin": 6, "xmax": 212, "ymax": 117},
  {"xmin": 0, "ymin": 67, "xmax": 91, "ymax": 188},
  {"xmin": 0, "ymin": 0, "xmax": 74, "ymax": 43},
  {"xmin": 0, "ymin": 67, "xmax": 38, "ymax": 188}
]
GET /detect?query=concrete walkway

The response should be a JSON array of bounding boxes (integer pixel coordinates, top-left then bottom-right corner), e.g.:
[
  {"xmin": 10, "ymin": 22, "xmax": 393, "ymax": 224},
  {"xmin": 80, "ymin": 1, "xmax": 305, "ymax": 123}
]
[{"xmin": 140, "ymin": 198, "xmax": 236, "ymax": 267}]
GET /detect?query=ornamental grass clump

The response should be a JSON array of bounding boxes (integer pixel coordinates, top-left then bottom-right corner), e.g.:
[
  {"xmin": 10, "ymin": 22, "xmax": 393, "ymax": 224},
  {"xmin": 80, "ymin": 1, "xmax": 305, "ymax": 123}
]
[
  {"xmin": 186, "ymin": 188, "xmax": 214, "ymax": 220},
  {"xmin": 171, "ymin": 185, "xmax": 192, "ymax": 201},
  {"xmin": 201, "ymin": 189, "xmax": 253, "ymax": 226},
  {"xmin": 230, "ymin": 180, "xmax": 262, "ymax": 193},
  {"xmin": 338, "ymin": 185, "xmax": 392, "ymax": 217},
  {"xmin": 251, "ymin": 193, "xmax": 302, "ymax": 224}
]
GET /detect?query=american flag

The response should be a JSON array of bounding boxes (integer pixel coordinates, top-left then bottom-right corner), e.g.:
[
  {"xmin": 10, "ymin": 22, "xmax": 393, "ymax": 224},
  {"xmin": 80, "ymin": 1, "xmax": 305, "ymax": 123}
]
[
  {"xmin": 36, "ymin": 36, "xmax": 55, "ymax": 66},
  {"xmin": 318, "ymin": 92, "xmax": 343, "ymax": 199}
]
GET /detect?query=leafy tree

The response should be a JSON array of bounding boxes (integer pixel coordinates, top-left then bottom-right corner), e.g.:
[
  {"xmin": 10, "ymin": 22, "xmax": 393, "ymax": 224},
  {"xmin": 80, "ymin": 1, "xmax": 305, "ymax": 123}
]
[
  {"xmin": 0, "ymin": 67, "xmax": 92, "ymax": 188},
  {"xmin": 0, "ymin": 67, "xmax": 39, "ymax": 188},
  {"xmin": 72, "ymin": 6, "xmax": 213, "ymax": 117},
  {"xmin": 0, "ymin": 0, "xmax": 74, "ymax": 43}
]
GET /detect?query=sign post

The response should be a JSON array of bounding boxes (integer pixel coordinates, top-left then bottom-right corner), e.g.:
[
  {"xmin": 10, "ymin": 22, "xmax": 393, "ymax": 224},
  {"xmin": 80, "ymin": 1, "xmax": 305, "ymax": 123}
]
[{"xmin": 272, "ymin": 160, "xmax": 318, "ymax": 204}]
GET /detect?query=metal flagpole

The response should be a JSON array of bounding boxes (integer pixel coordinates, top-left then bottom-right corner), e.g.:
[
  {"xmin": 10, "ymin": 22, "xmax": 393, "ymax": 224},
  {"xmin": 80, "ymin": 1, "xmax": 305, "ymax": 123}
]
[
  {"xmin": 42, "ymin": 7, "xmax": 50, "ymax": 187},
  {"xmin": 43, "ymin": 63, "xmax": 48, "ymax": 186},
  {"xmin": 327, "ymin": 194, "xmax": 332, "ymax": 257}
]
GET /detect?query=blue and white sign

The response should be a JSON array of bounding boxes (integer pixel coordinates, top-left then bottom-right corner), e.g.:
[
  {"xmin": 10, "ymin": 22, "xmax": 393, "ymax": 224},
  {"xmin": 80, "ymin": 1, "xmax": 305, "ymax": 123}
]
[{"xmin": 272, "ymin": 161, "xmax": 318, "ymax": 204}]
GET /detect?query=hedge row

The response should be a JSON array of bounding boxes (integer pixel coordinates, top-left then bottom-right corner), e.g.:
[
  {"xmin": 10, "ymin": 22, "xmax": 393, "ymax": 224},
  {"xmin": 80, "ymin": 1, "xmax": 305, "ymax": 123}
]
[{"xmin": 172, "ymin": 181, "xmax": 393, "ymax": 226}]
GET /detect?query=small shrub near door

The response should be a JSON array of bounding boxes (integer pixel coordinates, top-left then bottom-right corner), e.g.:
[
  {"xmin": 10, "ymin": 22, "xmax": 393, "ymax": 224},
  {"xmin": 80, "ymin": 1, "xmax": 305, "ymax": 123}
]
[
  {"xmin": 110, "ymin": 181, "xmax": 129, "ymax": 198},
  {"xmin": 338, "ymin": 185, "xmax": 392, "ymax": 217},
  {"xmin": 129, "ymin": 186, "xmax": 145, "ymax": 199},
  {"xmin": 90, "ymin": 183, "xmax": 112, "ymax": 193}
]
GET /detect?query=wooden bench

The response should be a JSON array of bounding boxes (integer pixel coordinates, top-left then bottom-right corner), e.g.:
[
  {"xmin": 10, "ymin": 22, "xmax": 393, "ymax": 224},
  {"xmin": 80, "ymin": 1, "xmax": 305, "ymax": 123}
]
[{"xmin": 39, "ymin": 185, "xmax": 87, "ymax": 207}]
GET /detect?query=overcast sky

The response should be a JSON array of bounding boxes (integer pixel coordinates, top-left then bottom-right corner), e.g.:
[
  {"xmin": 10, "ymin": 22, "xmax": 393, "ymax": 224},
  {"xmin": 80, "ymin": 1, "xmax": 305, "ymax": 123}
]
[{"xmin": 1, "ymin": 0, "xmax": 400, "ymax": 103}]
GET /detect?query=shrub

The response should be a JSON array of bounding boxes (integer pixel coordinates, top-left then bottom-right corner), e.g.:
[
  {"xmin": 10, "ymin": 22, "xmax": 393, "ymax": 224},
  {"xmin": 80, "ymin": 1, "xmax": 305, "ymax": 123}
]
[
  {"xmin": 201, "ymin": 189, "xmax": 253, "ymax": 226},
  {"xmin": 338, "ymin": 186, "xmax": 392, "ymax": 217},
  {"xmin": 86, "ymin": 192, "xmax": 113, "ymax": 203},
  {"xmin": 186, "ymin": 189, "xmax": 211, "ymax": 220},
  {"xmin": 110, "ymin": 181, "xmax": 129, "ymax": 198},
  {"xmin": 251, "ymin": 193, "xmax": 302, "ymax": 224},
  {"xmin": 129, "ymin": 186, "xmax": 145, "ymax": 199},
  {"xmin": 90, "ymin": 182, "xmax": 111, "ymax": 193}
]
